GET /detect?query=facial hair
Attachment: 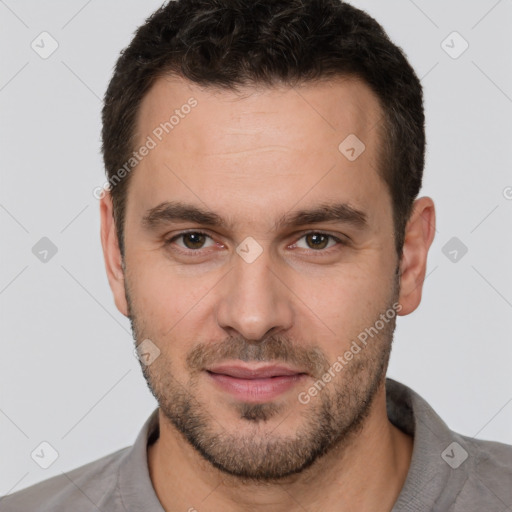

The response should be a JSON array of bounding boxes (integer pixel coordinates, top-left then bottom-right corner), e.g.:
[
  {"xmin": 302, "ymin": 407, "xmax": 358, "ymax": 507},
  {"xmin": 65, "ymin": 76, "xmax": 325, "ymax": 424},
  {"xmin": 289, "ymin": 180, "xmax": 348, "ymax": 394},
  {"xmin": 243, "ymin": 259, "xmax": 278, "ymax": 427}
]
[{"xmin": 126, "ymin": 272, "xmax": 399, "ymax": 482}]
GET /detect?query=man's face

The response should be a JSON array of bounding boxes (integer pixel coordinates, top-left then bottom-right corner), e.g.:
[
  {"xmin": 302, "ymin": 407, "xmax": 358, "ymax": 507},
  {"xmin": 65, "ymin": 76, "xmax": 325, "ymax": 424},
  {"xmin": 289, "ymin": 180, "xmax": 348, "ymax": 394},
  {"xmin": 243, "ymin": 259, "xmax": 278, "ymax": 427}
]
[{"xmin": 119, "ymin": 76, "xmax": 400, "ymax": 480}]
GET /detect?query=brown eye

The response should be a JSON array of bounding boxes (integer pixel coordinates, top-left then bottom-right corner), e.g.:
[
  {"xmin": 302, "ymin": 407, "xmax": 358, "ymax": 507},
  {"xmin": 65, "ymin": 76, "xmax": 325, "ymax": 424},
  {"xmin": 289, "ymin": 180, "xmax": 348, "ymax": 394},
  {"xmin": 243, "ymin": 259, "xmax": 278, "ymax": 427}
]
[
  {"xmin": 181, "ymin": 232, "xmax": 208, "ymax": 249},
  {"xmin": 304, "ymin": 233, "xmax": 330, "ymax": 250},
  {"xmin": 166, "ymin": 231, "xmax": 216, "ymax": 251},
  {"xmin": 291, "ymin": 232, "xmax": 343, "ymax": 253}
]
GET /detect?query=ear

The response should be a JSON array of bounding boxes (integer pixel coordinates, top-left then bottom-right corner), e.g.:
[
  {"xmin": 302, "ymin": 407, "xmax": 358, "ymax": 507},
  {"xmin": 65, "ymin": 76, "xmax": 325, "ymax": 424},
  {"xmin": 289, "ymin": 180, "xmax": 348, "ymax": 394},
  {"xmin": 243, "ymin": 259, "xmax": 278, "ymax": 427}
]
[
  {"xmin": 397, "ymin": 196, "xmax": 436, "ymax": 316},
  {"xmin": 100, "ymin": 191, "xmax": 129, "ymax": 317}
]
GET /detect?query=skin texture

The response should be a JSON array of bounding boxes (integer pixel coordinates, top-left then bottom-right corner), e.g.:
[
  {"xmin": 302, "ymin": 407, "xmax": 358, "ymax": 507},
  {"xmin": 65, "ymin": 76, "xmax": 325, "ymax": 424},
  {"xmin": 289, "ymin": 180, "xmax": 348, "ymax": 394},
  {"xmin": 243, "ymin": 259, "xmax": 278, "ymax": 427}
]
[{"xmin": 100, "ymin": 75, "xmax": 435, "ymax": 511}]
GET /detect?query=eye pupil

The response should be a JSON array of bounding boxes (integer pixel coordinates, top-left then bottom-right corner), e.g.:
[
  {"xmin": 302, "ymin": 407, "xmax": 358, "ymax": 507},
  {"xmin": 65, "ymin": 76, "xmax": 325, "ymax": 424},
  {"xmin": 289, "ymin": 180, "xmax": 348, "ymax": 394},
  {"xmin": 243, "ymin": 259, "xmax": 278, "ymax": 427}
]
[
  {"xmin": 306, "ymin": 233, "xmax": 328, "ymax": 250},
  {"xmin": 183, "ymin": 233, "xmax": 206, "ymax": 249}
]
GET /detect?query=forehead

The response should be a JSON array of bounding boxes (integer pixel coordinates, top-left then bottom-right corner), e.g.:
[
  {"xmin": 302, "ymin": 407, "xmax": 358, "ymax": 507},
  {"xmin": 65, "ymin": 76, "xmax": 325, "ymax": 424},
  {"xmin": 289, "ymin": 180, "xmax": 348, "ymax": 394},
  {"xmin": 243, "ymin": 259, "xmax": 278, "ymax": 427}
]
[
  {"xmin": 137, "ymin": 74, "xmax": 383, "ymax": 152},
  {"xmin": 129, "ymin": 74, "xmax": 388, "ymax": 231}
]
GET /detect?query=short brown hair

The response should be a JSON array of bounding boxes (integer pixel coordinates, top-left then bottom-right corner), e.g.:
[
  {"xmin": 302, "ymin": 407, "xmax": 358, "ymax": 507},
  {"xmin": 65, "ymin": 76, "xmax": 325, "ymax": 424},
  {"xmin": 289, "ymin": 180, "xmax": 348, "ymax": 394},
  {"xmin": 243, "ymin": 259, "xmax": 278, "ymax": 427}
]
[{"xmin": 101, "ymin": 0, "xmax": 425, "ymax": 258}]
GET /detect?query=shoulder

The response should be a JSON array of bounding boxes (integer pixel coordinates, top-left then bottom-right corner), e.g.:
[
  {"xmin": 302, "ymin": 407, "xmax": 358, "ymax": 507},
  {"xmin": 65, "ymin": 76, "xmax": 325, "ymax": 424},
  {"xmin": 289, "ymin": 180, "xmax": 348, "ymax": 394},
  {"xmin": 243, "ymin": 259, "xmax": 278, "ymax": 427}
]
[
  {"xmin": 456, "ymin": 434, "xmax": 512, "ymax": 507},
  {"xmin": 466, "ymin": 434, "xmax": 512, "ymax": 472},
  {"xmin": 386, "ymin": 379, "xmax": 512, "ymax": 511},
  {"xmin": 0, "ymin": 446, "xmax": 130, "ymax": 512}
]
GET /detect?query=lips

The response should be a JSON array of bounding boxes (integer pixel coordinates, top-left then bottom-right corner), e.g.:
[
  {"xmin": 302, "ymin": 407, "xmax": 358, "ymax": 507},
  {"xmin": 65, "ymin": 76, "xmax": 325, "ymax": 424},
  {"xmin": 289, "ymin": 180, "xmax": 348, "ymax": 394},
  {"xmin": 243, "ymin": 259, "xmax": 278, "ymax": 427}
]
[
  {"xmin": 206, "ymin": 364, "xmax": 306, "ymax": 379},
  {"xmin": 205, "ymin": 363, "xmax": 308, "ymax": 402}
]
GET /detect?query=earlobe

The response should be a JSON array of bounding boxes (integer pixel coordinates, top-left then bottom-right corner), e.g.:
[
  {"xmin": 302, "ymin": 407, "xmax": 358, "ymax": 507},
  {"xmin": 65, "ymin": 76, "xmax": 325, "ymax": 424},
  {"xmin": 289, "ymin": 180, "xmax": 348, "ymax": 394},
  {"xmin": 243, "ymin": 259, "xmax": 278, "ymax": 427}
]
[
  {"xmin": 397, "ymin": 197, "xmax": 436, "ymax": 316},
  {"xmin": 99, "ymin": 192, "xmax": 129, "ymax": 317}
]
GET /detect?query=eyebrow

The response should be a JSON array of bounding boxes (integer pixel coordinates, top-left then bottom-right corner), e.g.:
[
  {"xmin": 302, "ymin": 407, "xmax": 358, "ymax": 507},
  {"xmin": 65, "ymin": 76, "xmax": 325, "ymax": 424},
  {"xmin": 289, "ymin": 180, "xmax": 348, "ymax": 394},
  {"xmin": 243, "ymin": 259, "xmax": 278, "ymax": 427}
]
[{"xmin": 141, "ymin": 200, "xmax": 368, "ymax": 231}]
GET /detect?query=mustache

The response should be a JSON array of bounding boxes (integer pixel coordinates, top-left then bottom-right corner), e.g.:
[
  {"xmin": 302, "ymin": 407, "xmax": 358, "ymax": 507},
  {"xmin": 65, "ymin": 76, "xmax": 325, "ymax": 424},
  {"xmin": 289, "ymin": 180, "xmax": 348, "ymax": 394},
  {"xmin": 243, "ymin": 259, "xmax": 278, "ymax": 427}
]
[{"xmin": 186, "ymin": 334, "xmax": 330, "ymax": 378}]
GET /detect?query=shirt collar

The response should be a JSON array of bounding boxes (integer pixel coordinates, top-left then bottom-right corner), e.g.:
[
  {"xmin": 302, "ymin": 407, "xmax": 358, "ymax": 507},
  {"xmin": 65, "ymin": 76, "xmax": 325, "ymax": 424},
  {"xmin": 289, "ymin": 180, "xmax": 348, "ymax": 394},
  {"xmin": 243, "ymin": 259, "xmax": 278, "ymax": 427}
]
[
  {"xmin": 387, "ymin": 378, "xmax": 469, "ymax": 511},
  {"xmin": 117, "ymin": 407, "xmax": 164, "ymax": 511},
  {"xmin": 117, "ymin": 378, "xmax": 466, "ymax": 511}
]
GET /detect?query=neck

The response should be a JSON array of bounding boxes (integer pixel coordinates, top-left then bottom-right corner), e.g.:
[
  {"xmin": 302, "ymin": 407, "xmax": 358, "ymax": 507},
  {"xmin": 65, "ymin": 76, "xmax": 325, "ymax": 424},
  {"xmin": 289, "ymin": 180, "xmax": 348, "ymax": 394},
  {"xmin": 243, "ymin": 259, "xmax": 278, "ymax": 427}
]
[{"xmin": 148, "ymin": 381, "xmax": 413, "ymax": 512}]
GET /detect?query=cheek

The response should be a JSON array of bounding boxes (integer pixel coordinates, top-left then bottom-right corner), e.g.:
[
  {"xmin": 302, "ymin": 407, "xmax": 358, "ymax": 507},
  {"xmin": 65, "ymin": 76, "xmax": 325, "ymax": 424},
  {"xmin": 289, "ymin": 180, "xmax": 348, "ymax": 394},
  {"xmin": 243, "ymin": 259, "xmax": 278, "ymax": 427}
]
[
  {"xmin": 126, "ymin": 256, "xmax": 219, "ymax": 335},
  {"xmin": 291, "ymin": 262, "xmax": 395, "ymax": 340}
]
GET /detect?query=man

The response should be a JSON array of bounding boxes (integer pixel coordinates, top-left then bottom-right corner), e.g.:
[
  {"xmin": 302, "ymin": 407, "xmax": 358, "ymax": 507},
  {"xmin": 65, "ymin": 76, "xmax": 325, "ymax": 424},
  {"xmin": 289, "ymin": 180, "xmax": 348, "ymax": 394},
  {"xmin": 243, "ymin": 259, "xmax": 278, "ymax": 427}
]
[{"xmin": 2, "ymin": 0, "xmax": 511, "ymax": 510}]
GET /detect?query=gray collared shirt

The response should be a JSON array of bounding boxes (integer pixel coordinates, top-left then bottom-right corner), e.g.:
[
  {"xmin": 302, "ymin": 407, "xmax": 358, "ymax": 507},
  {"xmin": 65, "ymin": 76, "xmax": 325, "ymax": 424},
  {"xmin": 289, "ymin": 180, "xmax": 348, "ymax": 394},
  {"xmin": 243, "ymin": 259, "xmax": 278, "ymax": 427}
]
[{"xmin": 2, "ymin": 378, "xmax": 511, "ymax": 511}]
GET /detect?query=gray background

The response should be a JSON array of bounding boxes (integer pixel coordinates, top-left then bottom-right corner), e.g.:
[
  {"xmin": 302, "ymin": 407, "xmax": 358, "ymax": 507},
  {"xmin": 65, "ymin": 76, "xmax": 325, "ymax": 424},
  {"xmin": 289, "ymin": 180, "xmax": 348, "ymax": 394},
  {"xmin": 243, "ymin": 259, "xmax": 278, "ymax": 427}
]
[{"xmin": 1, "ymin": 0, "xmax": 511, "ymax": 495}]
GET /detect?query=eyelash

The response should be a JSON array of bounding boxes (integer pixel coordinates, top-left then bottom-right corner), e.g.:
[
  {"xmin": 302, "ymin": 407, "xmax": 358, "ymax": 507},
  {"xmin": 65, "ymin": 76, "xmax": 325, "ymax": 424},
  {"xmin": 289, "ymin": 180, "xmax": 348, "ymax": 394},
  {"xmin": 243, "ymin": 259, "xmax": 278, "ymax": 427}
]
[{"xmin": 164, "ymin": 230, "xmax": 347, "ymax": 257}]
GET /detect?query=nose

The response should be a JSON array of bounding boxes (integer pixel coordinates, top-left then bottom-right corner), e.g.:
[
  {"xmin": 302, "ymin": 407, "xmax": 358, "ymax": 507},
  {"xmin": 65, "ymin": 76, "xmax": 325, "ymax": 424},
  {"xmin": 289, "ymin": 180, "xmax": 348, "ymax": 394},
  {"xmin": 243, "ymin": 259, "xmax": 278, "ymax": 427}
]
[{"xmin": 215, "ymin": 249, "xmax": 294, "ymax": 342}]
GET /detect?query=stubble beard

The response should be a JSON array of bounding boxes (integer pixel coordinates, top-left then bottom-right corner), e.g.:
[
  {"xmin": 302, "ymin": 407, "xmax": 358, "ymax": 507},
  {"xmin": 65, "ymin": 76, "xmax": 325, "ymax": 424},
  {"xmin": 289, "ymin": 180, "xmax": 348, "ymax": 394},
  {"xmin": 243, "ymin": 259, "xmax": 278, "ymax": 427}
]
[{"xmin": 126, "ymin": 276, "xmax": 399, "ymax": 482}]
